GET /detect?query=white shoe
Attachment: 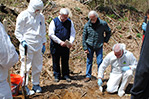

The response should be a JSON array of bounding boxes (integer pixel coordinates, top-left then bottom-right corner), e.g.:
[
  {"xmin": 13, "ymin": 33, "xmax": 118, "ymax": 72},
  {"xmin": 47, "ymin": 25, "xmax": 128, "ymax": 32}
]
[
  {"xmin": 118, "ymin": 90, "xmax": 125, "ymax": 97},
  {"xmin": 25, "ymin": 86, "xmax": 35, "ymax": 95},
  {"xmin": 32, "ymin": 85, "xmax": 42, "ymax": 93},
  {"xmin": 29, "ymin": 90, "xmax": 35, "ymax": 95}
]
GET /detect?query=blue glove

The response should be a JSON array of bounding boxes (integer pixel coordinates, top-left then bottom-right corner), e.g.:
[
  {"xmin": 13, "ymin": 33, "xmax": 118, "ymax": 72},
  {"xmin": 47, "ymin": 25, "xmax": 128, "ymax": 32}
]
[
  {"xmin": 121, "ymin": 66, "xmax": 130, "ymax": 72},
  {"xmin": 142, "ymin": 22, "xmax": 147, "ymax": 31},
  {"xmin": 21, "ymin": 40, "xmax": 27, "ymax": 48},
  {"xmin": 42, "ymin": 45, "xmax": 45, "ymax": 54},
  {"xmin": 97, "ymin": 79, "xmax": 103, "ymax": 86}
]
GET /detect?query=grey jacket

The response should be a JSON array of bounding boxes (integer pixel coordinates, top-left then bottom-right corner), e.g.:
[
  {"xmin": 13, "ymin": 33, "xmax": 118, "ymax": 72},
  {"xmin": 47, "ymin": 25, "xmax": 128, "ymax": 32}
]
[{"xmin": 82, "ymin": 18, "xmax": 111, "ymax": 50}]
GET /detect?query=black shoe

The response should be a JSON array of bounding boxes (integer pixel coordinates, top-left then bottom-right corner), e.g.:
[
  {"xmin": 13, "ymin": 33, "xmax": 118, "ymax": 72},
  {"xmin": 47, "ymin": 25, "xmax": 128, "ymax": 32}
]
[
  {"xmin": 54, "ymin": 78, "xmax": 60, "ymax": 82},
  {"xmin": 64, "ymin": 76, "xmax": 71, "ymax": 82}
]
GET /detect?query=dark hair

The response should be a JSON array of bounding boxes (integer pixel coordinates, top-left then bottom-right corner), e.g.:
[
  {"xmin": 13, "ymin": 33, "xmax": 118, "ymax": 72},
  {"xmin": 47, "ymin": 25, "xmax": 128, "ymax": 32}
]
[
  {"xmin": 26, "ymin": 0, "xmax": 30, "ymax": 3},
  {"xmin": 146, "ymin": 9, "xmax": 149, "ymax": 15}
]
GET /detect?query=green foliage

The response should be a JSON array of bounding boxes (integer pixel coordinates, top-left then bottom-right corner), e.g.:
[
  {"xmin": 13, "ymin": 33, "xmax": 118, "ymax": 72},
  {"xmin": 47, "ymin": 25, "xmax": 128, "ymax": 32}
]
[
  {"xmin": 103, "ymin": 52, "xmax": 106, "ymax": 56},
  {"xmin": 118, "ymin": 18, "xmax": 123, "ymax": 22},
  {"xmin": 74, "ymin": 7, "xmax": 81, "ymax": 11},
  {"xmin": 124, "ymin": 17, "xmax": 128, "ymax": 21},
  {"xmin": 136, "ymin": 33, "xmax": 142, "ymax": 38},
  {"xmin": 87, "ymin": 0, "xmax": 148, "ymax": 14},
  {"xmin": 118, "ymin": 17, "xmax": 128, "ymax": 22},
  {"xmin": 107, "ymin": 14, "xmax": 116, "ymax": 19},
  {"xmin": 129, "ymin": 6, "xmax": 138, "ymax": 12},
  {"xmin": 116, "ymin": 26, "xmax": 122, "ymax": 30},
  {"xmin": 106, "ymin": 19, "xmax": 110, "ymax": 23},
  {"xmin": 46, "ymin": 34, "xmax": 49, "ymax": 40},
  {"xmin": 74, "ymin": 7, "xmax": 82, "ymax": 13},
  {"xmin": 46, "ymin": 16, "xmax": 53, "ymax": 24},
  {"xmin": 120, "ymin": 35, "xmax": 123, "ymax": 38}
]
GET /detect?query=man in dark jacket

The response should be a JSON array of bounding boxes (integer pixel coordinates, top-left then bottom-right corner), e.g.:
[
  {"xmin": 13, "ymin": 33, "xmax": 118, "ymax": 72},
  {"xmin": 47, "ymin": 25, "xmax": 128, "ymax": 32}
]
[
  {"xmin": 130, "ymin": 22, "xmax": 149, "ymax": 99},
  {"xmin": 82, "ymin": 10, "xmax": 111, "ymax": 82}
]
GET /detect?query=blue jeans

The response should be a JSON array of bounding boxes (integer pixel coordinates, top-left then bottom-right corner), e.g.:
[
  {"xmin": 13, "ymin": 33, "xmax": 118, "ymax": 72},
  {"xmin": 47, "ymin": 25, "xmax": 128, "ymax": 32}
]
[{"xmin": 86, "ymin": 46, "xmax": 103, "ymax": 78}]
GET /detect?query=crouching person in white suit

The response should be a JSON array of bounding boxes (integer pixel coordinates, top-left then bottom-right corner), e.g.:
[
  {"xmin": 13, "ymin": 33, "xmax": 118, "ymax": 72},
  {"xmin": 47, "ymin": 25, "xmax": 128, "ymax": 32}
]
[
  {"xmin": 97, "ymin": 43, "xmax": 137, "ymax": 97},
  {"xmin": 0, "ymin": 22, "xmax": 18, "ymax": 99}
]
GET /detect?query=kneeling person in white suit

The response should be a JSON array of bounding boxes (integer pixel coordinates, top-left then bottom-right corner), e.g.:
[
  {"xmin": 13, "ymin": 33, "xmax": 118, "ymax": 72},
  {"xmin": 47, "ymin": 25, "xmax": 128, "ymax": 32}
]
[{"xmin": 97, "ymin": 43, "xmax": 137, "ymax": 97}]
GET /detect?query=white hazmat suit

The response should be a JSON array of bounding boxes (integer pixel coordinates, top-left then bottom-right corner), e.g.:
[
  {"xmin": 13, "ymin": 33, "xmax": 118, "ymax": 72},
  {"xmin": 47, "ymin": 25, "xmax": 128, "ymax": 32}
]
[
  {"xmin": 15, "ymin": 0, "xmax": 46, "ymax": 86},
  {"xmin": 98, "ymin": 44, "xmax": 137, "ymax": 96},
  {"xmin": 0, "ymin": 22, "xmax": 18, "ymax": 99}
]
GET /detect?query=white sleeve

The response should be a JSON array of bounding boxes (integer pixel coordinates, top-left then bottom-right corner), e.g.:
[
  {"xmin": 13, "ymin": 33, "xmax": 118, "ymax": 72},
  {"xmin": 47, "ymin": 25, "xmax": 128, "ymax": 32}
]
[
  {"xmin": 69, "ymin": 21, "xmax": 76, "ymax": 43},
  {"xmin": 98, "ymin": 53, "xmax": 111, "ymax": 78},
  {"xmin": 129, "ymin": 53, "xmax": 138, "ymax": 71},
  {"xmin": 48, "ymin": 20, "xmax": 62, "ymax": 44},
  {"xmin": 41, "ymin": 14, "xmax": 47, "ymax": 43},
  {"xmin": 14, "ymin": 13, "xmax": 25, "ymax": 42},
  {"xmin": 0, "ymin": 22, "xmax": 18, "ymax": 69}
]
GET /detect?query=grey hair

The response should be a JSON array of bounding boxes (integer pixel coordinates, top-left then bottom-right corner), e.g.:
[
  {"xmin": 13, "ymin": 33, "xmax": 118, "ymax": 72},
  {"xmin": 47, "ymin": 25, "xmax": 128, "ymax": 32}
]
[
  {"xmin": 112, "ymin": 43, "xmax": 126, "ymax": 52},
  {"xmin": 88, "ymin": 10, "xmax": 99, "ymax": 18},
  {"xmin": 60, "ymin": 8, "xmax": 69, "ymax": 15}
]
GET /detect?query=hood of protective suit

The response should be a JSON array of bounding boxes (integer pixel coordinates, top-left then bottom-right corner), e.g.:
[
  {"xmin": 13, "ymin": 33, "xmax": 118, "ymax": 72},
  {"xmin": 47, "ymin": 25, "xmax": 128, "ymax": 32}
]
[{"xmin": 27, "ymin": 0, "xmax": 44, "ymax": 13}]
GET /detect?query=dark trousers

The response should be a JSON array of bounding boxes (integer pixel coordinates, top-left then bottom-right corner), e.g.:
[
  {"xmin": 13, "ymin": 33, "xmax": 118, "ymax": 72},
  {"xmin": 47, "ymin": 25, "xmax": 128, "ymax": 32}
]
[
  {"xmin": 130, "ymin": 22, "xmax": 149, "ymax": 99},
  {"xmin": 52, "ymin": 47, "xmax": 70, "ymax": 78}
]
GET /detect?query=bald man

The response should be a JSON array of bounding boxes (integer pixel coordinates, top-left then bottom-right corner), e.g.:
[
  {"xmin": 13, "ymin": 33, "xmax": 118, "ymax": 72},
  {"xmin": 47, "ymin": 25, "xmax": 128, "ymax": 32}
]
[{"xmin": 97, "ymin": 43, "xmax": 137, "ymax": 97}]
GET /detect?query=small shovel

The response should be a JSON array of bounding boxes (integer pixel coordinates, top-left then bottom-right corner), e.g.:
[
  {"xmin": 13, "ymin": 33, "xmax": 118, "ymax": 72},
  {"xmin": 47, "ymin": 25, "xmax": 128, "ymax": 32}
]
[{"xmin": 22, "ymin": 45, "xmax": 27, "ymax": 99}]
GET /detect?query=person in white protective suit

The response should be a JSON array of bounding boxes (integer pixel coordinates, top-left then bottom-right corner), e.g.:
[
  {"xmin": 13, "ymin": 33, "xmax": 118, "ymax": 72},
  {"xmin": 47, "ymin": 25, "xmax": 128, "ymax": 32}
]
[
  {"xmin": 15, "ymin": 0, "xmax": 46, "ymax": 95},
  {"xmin": 97, "ymin": 43, "xmax": 137, "ymax": 97},
  {"xmin": 0, "ymin": 22, "xmax": 19, "ymax": 99}
]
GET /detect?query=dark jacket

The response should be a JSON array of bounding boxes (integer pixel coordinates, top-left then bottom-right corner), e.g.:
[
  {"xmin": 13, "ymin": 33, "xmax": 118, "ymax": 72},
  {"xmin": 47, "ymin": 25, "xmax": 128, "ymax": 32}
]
[
  {"xmin": 50, "ymin": 17, "xmax": 71, "ymax": 54},
  {"xmin": 130, "ymin": 22, "xmax": 149, "ymax": 99},
  {"xmin": 82, "ymin": 18, "xmax": 111, "ymax": 50}
]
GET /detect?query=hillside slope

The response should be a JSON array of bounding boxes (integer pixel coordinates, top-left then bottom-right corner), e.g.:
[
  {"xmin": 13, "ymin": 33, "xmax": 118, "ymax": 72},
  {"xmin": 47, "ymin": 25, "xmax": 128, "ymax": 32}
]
[
  {"xmin": 0, "ymin": 0, "xmax": 143, "ymax": 99},
  {"xmin": 29, "ymin": 0, "xmax": 143, "ymax": 99}
]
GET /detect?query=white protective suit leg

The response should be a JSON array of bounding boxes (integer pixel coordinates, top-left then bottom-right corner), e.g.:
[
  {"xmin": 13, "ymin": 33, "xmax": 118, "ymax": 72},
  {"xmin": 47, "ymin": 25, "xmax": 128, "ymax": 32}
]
[
  {"xmin": 118, "ymin": 70, "xmax": 133, "ymax": 97},
  {"xmin": 19, "ymin": 45, "xmax": 33, "ymax": 86},
  {"xmin": 107, "ymin": 73, "xmax": 122, "ymax": 93},
  {"xmin": 0, "ymin": 80, "xmax": 13, "ymax": 99},
  {"xmin": 31, "ymin": 48, "xmax": 42, "ymax": 85}
]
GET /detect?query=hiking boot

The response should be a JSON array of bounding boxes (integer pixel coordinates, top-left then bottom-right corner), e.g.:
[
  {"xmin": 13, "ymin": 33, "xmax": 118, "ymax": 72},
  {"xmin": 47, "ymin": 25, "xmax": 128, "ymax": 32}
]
[
  {"xmin": 64, "ymin": 76, "xmax": 71, "ymax": 82},
  {"xmin": 25, "ymin": 86, "xmax": 35, "ymax": 95},
  {"xmin": 32, "ymin": 85, "xmax": 42, "ymax": 93},
  {"xmin": 84, "ymin": 77, "xmax": 91, "ymax": 82}
]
